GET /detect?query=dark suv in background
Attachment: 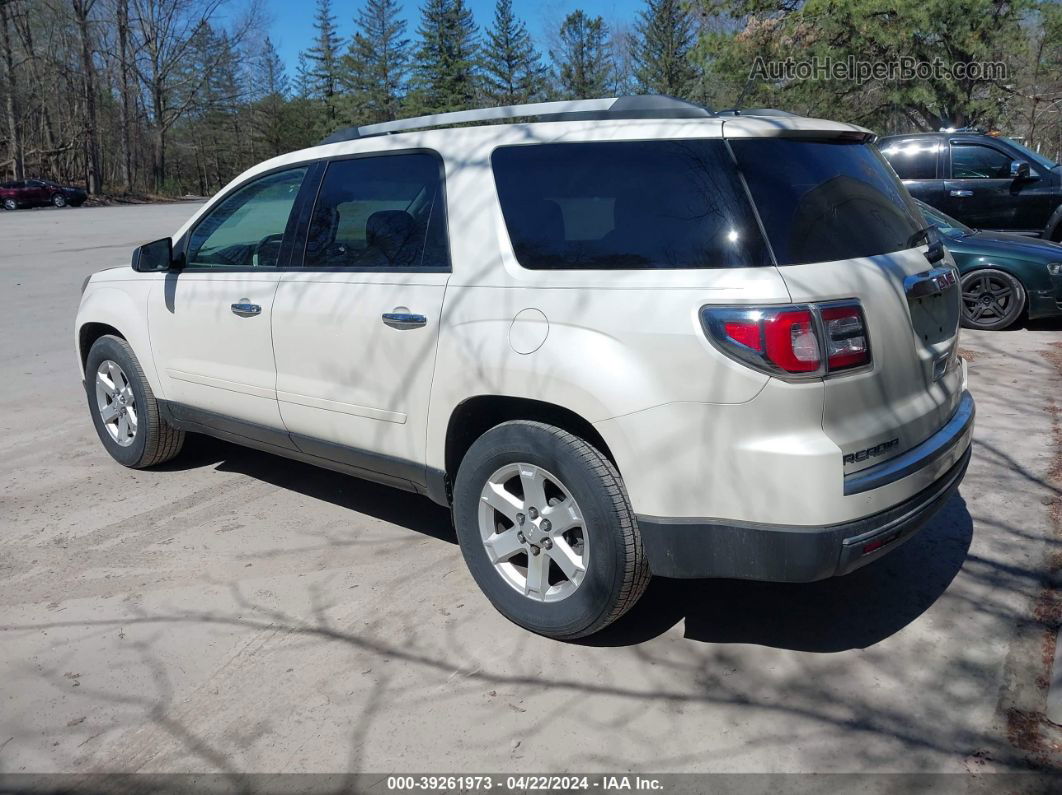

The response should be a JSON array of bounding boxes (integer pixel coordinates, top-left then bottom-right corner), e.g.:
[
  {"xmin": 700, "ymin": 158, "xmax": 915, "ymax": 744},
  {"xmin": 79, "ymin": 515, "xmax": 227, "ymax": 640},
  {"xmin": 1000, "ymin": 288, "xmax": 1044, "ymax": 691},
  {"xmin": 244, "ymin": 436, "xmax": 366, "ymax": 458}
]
[
  {"xmin": 1, "ymin": 179, "xmax": 87, "ymax": 210},
  {"xmin": 879, "ymin": 131, "xmax": 1062, "ymax": 240}
]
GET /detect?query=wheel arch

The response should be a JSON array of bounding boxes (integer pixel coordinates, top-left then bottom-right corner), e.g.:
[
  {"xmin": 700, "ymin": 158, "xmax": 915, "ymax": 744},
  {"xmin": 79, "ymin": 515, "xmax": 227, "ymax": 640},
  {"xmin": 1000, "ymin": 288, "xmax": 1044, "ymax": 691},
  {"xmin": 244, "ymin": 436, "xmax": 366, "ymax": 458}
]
[
  {"xmin": 443, "ymin": 395, "xmax": 619, "ymax": 489},
  {"xmin": 75, "ymin": 286, "xmax": 164, "ymax": 396},
  {"xmin": 959, "ymin": 262, "xmax": 1030, "ymax": 293},
  {"xmin": 1042, "ymin": 204, "xmax": 1062, "ymax": 242},
  {"xmin": 78, "ymin": 322, "xmax": 125, "ymax": 370}
]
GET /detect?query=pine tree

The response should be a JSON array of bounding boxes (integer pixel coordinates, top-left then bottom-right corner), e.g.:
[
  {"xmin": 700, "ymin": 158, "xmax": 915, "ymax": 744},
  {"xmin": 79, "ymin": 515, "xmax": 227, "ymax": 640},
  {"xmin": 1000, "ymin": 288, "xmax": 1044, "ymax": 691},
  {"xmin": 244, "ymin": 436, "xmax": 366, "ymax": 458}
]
[
  {"xmin": 301, "ymin": 0, "xmax": 341, "ymax": 122},
  {"xmin": 552, "ymin": 11, "xmax": 611, "ymax": 100},
  {"xmin": 634, "ymin": 0, "xmax": 696, "ymax": 97},
  {"xmin": 412, "ymin": 0, "xmax": 480, "ymax": 113},
  {"xmin": 294, "ymin": 52, "xmax": 314, "ymax": 98},
  {"xmin": 481, "ymin": 0, "xmax": 545, "ymax": 105},
  {"xmin": 253, "ymin": 37, "xmax": 291, "ymax": 157},
  {"xmin": 342, "ymin": 0, "xmax": 411, "ymax": 124}
]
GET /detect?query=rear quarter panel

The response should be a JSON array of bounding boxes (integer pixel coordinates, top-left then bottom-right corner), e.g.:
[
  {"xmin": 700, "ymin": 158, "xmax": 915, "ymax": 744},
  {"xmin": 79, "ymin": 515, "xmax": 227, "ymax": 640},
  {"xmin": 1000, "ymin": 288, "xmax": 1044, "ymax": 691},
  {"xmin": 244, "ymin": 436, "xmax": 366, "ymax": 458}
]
[{"xmin": 424, "ymin": 124, "xmax": 793, "ymax": 475}]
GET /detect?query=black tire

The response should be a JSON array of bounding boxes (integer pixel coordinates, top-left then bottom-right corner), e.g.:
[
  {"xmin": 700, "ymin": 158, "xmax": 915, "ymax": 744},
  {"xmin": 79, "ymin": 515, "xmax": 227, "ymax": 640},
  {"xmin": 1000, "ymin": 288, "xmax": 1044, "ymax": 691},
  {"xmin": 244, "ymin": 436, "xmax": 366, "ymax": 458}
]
[
  {"xmin": 51, "ymin": 193, "xmax": 67, "ymax": 208},
  {"xmin": 85, "ymin": 334, "xmax": 184, "ymax": 468},
  {"xmin": 2, "ymin": 198, "xmax": 16, "ymax": 211},
  {"xmin": 960, "ymin": 268, "xmax": 1026, "ymax": 330},
  {"xmin": 453, "ymin": 420, "xmax": 650, "ymax": 640}
]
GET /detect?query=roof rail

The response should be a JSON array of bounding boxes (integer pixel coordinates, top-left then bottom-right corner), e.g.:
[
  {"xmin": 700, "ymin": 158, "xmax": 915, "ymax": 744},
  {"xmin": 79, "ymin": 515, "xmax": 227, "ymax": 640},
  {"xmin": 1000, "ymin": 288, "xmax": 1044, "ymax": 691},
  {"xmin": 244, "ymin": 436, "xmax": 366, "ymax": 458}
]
[
  {"xmin": 717, "ymin": 108, "xmax": 798, "ymax": 117},
  {"xmin": 319, "ymin": 95, "xmax": 716, "ymax": 145}
]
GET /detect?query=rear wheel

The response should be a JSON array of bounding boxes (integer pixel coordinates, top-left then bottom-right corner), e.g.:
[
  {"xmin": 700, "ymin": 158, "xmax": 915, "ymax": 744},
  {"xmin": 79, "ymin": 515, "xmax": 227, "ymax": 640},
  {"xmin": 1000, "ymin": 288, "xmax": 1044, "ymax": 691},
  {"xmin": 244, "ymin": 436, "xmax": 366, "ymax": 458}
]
[
  {"xmin": 2, "ymin": 198, "xmax": 15, "ymax": 211},
  {"xmin": 51, "ymin": 193, "xmax": 67, "ymax": 208},
  {"xmin": 960, "ymin": 268, "xmax": 1025, "ymax": 330},
  {"xmin": 453, "ymin": 421, "xmax": 649, "ymax": 639},
  {"xmin": 85, "ymin": 335, "xmax": 184, "ymax": 468}
]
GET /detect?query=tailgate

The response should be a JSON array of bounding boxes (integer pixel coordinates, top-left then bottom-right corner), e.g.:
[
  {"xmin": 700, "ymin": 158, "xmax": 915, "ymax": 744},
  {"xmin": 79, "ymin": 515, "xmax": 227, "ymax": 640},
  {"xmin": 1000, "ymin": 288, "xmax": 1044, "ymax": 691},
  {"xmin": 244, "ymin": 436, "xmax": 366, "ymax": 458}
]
[{"xmin": 727, "ymin": 130, "xmax": 965, "ymax": 476}]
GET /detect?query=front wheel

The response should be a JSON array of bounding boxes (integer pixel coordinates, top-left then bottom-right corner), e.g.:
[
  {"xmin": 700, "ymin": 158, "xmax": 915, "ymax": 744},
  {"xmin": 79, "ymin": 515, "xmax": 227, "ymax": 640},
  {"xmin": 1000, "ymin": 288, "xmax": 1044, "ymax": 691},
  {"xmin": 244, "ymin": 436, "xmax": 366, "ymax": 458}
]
[
  {"xmin": 960, "ymin": 268, "xmax": 1026, "ymax": 330},
  {"xmin": 51, "ymin": 193, "xmax": 67, "ymax": 208},
  {"xmin": 453, "ymin": 421, "xmax": 649, "ymax": 639},
  {"xmin": 2, "ymin": 198, "xmax": 16, "ymax": 211},
  {"xmin": 85, "ymin": 335, "xmax": 184, "ymax": 468}
]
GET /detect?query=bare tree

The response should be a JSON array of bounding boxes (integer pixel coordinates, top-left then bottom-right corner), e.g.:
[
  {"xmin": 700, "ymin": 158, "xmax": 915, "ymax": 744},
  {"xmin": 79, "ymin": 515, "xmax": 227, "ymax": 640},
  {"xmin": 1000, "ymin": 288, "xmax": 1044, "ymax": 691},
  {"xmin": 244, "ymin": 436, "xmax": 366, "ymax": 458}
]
[
  {"xmin": 71, "ymin": 0, "xmax": 100, "ymax": 192},
  {"xmin": 0, "ymin": 0, "xmax": 25, "ymax": 179}
]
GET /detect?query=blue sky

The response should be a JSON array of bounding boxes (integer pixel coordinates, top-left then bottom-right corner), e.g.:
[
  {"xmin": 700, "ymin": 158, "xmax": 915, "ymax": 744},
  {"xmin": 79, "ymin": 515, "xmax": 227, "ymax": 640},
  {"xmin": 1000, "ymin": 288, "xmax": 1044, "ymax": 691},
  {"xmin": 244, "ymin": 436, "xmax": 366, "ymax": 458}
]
[{"xmin": 262, "ymin": 0, "xmax": 644, "ymax": 72}]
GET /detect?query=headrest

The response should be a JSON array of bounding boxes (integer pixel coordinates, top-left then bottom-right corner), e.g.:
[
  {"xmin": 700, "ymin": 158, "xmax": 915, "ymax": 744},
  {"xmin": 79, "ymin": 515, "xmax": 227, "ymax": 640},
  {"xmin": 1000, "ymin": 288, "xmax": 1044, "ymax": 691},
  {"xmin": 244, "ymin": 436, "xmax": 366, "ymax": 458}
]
[{"xmin": 366, "ymin": 210, "xmax": 416, "ymax": 264}]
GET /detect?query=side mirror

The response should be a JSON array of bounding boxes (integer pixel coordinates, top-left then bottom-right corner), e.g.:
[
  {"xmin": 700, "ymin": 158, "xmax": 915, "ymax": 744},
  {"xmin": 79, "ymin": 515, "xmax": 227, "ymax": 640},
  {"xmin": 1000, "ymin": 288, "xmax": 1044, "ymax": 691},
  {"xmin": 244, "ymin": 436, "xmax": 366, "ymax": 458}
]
[
  {"xmin": 1010, "ymin": 160, "xmax": 1031, "ymax": 180},
  {"xmin": 131, "ymin": 237, "xmax": 175, "ymax": 272}
]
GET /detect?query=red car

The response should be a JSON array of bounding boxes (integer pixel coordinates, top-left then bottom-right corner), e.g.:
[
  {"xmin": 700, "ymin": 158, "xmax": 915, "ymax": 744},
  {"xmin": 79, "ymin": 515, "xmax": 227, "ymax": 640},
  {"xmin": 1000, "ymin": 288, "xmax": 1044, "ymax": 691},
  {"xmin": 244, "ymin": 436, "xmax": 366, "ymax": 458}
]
[{"xmin": 1, "ymin": 178, "xmax": 87, "ymax": 210}]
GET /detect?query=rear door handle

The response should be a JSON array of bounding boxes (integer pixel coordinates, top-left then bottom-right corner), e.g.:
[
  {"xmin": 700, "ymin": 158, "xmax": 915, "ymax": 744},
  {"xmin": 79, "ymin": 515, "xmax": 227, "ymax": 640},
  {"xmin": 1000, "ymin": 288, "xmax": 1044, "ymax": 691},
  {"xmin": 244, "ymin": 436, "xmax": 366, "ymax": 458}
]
[
  {"xmin": 949, "ymin": 189, "xmax": 973, "ymax": 197},
  {"xmin": 231, "ymin": 301, "xmax": 261, "ymax": 317},
  {"xmin": 382, "ymin": 312, "xmax": 427, "ymax": 329}
]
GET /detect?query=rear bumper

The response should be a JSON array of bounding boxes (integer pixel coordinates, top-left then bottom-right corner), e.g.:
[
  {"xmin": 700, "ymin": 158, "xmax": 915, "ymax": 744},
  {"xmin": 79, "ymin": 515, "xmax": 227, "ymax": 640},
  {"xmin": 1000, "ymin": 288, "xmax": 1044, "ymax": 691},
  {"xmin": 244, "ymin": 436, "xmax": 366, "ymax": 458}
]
[{"xmin": 637, "ymin": 441, "xmax": 971, "ymax": 582}]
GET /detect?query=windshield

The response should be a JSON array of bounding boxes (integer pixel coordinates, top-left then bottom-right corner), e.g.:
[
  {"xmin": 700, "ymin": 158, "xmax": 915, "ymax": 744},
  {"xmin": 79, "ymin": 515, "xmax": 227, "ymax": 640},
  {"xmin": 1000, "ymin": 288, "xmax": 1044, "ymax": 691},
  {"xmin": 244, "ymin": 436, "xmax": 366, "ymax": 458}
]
[
  {"xmin": 729, "ymin": 138, "xmax": 927, "ymax": 265},
  {"xmin": 1001, "ymin": 136, "xmax": 1058, "ymax": 171},
  {"xmin": 916, "ymin": 199, "xmax": 972, "ymax": 238}
]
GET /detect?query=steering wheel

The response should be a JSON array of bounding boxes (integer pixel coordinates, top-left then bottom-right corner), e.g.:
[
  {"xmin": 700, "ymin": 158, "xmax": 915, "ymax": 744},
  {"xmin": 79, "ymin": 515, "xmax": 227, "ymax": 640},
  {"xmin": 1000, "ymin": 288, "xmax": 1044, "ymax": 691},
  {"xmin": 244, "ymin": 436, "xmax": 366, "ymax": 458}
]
[{"xmin": 253, "ymin": 233, "xmax": 285, "ymax": 267}]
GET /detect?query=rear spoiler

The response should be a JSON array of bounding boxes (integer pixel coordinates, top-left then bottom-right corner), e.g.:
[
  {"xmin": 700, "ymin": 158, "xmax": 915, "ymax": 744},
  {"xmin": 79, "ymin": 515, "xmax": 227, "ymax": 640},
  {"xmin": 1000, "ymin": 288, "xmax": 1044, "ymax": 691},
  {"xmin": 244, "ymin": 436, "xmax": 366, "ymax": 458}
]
[{"xmin": 721, "ymin": 116, "xmax": 874, "ymax": 143}]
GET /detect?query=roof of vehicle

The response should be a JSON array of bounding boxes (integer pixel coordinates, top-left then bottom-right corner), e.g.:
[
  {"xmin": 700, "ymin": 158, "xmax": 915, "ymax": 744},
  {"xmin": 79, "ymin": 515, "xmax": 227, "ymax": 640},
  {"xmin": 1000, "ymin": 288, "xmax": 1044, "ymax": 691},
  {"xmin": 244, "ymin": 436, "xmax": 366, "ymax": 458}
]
[
  {"xmin": 318, "ymin": 95, "xmax": 866, "ymax": 146},
  {"xmin": 171, "ymin": 96, "xmax": 871, "ymax": 243}
]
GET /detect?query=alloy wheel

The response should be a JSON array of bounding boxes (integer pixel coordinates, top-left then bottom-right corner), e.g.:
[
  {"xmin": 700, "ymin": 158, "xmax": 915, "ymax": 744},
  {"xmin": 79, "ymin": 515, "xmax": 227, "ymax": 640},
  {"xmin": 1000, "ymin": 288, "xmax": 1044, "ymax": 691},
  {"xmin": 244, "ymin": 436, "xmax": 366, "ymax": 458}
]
[
  {"xmin": 52, "ymin": 194, "xmax": 66, "ymax": 208},
  {"xmin": 961, "ymin": 272, "xmax": 1018, "ymax": 326},
  {"xmin": 2, "ymin": 199, "xmax": 15, "ymax": 211},
  {"xmin": 95, "ymin": 360, "xmax": 137, "ymax": 447},
  {"xmin": 478, "ymin": 463, "xmax": 589, "ymax": 602}
]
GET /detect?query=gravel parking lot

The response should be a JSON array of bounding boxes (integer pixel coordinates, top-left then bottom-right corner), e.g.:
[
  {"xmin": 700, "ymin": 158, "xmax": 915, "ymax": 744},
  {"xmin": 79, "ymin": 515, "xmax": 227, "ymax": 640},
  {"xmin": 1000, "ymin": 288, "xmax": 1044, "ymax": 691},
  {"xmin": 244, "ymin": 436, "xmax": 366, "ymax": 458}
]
[{"xmin": 0, "ymin": 204, "xmax": 1060, "ymax": 783}]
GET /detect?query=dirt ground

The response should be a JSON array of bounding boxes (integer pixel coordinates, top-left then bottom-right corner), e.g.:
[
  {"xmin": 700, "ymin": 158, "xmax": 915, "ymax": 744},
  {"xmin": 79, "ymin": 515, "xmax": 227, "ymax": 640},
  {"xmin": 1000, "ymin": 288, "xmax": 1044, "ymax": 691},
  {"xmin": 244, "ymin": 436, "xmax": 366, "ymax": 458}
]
[{"xmin": 0, "ymin": 204, "xmax": 1060, "ymax": 783}]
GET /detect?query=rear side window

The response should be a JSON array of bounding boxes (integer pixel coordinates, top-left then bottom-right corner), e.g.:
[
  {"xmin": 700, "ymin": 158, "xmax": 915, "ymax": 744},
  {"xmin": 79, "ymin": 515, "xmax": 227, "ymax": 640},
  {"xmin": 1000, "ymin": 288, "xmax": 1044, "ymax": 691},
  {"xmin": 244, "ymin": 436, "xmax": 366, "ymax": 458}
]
[
  {"xmin": 491, "ymin": 140, "xmax": 770, "ymax": 270},
  {"xmin": 880, "ymin": 139, "xmax": 940, "ymax": 180},
  {"xmin": 302, "ymin": 153, "xmax": 448, "ymax": 270},
  {"xmin": 730, "ymin": 138, "xmax": 925, "ymax": 266}
]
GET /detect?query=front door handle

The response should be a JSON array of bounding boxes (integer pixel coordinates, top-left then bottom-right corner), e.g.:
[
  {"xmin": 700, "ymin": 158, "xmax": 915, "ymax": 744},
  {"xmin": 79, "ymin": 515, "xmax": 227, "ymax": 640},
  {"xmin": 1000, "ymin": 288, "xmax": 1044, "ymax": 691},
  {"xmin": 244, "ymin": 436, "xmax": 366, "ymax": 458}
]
[
  {"xmin": 949, "ymin": 189, "xmax": 973, "ymax": 197},
  {"xmin": 382, "ymin": 312, "xmax": 427, "ymax": 329},
  {"xmin": 231, "ymin": 300, "xmax": 262, "ymax": 317}
]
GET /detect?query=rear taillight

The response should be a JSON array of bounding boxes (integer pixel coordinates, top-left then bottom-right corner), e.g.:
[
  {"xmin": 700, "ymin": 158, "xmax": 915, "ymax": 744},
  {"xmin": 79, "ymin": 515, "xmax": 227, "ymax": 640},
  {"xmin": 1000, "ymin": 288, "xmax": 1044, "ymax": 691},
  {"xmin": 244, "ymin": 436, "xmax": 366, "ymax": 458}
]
[
  {"xmin": 701, "ymin": 301, "xmax": 870, "ymax": 379},
  {"xmin": 820, "ymin": 303, "xmax": 869, "ymax": 370}
]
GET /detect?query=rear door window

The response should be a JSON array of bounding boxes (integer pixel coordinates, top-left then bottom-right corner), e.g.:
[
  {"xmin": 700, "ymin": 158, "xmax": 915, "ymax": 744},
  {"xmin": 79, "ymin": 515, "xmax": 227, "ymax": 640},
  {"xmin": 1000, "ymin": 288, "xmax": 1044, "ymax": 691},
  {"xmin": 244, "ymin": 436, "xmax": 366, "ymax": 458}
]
[
  {"xmin": 880, "ymin": 139, "xmax": 940, "ymax": 179},
  {"xmin": 729, "ymin": 138, "xmax": 925, "ymax": 266},
  {"xmin": 491, "ymin": 140, "xmax": 770, "ymax": 270},
  {"xmin": 301, "ymin": 152, "xmax": 448, "ymax": 270}
]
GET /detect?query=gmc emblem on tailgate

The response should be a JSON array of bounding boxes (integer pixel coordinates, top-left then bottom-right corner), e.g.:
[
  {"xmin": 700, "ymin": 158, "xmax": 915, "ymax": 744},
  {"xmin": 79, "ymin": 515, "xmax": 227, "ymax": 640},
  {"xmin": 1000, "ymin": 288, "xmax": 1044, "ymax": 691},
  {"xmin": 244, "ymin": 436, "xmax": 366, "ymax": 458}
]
[{"xmin": 844, "ymin": 438, "xmax": 899, "ymax": 466}]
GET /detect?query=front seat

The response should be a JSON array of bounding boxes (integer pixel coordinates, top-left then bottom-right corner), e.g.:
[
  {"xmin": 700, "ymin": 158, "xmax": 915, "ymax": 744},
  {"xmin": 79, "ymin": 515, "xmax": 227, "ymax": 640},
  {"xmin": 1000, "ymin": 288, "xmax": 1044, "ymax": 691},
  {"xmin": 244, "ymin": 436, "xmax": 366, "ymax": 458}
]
[{"xmin": 366, "ymin": 210, "xmax": 417, "ymax": 266}]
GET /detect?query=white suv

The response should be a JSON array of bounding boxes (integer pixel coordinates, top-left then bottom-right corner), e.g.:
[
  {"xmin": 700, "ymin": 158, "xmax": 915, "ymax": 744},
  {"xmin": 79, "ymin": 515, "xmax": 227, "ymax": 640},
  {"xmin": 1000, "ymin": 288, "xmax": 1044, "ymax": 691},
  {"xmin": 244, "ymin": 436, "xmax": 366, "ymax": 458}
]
[{"xmin": 75, "ymin": 96, "xmax": 974, "ymax": 639}]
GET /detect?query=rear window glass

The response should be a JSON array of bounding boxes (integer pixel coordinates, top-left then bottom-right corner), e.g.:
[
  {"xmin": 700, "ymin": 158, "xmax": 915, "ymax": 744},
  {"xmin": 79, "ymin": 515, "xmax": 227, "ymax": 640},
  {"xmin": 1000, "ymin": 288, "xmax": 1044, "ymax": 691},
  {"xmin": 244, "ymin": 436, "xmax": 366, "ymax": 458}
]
[
  {"xmin": 491, "ymin": 140, "xmax": 771, "ymax": 270},
  {"xmin": 729, "ymin": 138, "xmax": 926, "ymax": 266}
]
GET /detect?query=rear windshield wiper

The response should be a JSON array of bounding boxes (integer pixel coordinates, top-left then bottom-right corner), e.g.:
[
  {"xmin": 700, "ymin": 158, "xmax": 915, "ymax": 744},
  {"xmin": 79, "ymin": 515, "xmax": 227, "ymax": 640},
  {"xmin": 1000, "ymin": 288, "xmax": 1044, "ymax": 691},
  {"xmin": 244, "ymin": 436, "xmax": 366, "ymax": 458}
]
[
  {"xmin": 907, "ymin": 225, "xmax": 945, "ymax": 262},
  {"xmin": 906, "ymin": 225, "xmax": 935, "ymax": 248}
]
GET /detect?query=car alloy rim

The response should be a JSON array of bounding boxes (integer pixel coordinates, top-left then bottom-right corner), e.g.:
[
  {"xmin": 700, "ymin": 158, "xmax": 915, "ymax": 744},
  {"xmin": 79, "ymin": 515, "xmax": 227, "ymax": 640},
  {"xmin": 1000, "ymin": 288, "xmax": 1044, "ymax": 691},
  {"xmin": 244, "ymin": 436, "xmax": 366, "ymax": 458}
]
[
  {"xmin": 478, "ymin": 463, "xmax": 588, "ymax": 602},
  {"xmin": 961, "ymin": 273, "xmax": 1015, "ymax": 324},
  {"xmin": 53, "ymin": 195, "xmax": 65, "ymax": 207},
  {"xmin": 95, "ymin": 360, "xmax": 137, "ymax": 447},
  {"xmin": 3, "ymin": 199, "xmax": 14, "ymax": 210}
]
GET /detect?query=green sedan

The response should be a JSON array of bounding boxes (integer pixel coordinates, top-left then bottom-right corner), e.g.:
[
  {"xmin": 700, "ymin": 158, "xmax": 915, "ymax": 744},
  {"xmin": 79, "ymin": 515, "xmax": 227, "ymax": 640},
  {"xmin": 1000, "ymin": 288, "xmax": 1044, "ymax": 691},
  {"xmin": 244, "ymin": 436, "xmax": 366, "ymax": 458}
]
[{"xmin": 917, "ymin": 200, "xmax": 1062, "ymax": 330}]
